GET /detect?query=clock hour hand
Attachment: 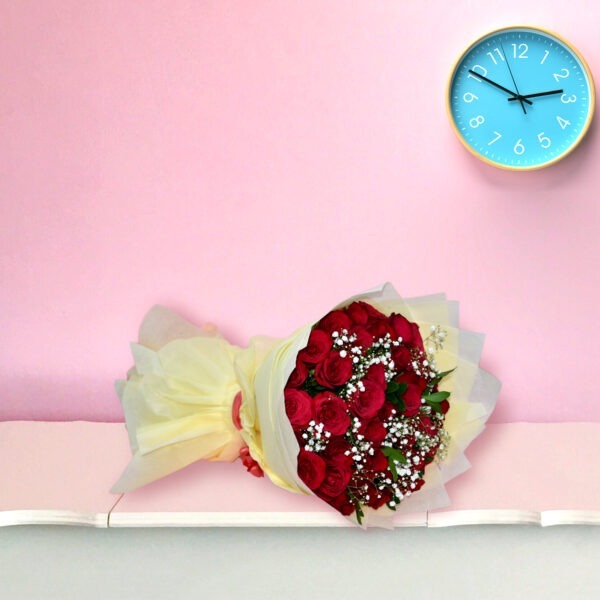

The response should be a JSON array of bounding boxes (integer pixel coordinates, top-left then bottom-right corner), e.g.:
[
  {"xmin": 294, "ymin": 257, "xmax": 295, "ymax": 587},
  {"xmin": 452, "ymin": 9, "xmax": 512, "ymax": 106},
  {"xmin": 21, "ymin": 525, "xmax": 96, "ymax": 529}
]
[
  {"xmin": 508, "ymin": 89, "xmax": 564, "ymax": 101},
  {"xmin": 468, "ymin": 70, "xmax": 533, "ymax": 105}
]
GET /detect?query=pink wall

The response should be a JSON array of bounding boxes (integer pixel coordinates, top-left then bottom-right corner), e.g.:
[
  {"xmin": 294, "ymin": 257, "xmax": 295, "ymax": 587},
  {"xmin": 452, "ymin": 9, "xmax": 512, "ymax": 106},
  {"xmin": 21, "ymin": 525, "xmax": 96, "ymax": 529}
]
[{"xmin": 1, "ymin": 1, "xmax": 598, "ymax": 423}]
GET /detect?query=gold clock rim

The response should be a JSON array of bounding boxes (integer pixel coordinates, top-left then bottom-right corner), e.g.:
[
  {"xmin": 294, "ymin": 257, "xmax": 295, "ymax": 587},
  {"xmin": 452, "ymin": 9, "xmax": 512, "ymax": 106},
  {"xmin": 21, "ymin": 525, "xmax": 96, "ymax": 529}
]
[{"xmin": 446, "ymin": 24, "xmax": 596, "ymax": 171}]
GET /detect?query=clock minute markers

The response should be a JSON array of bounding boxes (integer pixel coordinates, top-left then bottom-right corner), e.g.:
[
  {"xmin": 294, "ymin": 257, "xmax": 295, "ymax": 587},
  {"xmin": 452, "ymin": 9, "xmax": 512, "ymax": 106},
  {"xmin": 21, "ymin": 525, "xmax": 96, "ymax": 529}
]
[
  {"xmin": 508, "ymin": 89, "xmax": 564, "ymax": 101},
  {"xmin": 467, "ymin": 70, "xmax": 533, "ymax": 104}
]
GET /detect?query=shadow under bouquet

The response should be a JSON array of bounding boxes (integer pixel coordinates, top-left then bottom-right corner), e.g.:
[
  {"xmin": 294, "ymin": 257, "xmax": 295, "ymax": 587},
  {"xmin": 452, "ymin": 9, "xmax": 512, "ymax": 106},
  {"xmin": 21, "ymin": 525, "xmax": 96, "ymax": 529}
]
[{"xmin": 113, "ymin": 284, "xmax": 499, "ymax": 527}]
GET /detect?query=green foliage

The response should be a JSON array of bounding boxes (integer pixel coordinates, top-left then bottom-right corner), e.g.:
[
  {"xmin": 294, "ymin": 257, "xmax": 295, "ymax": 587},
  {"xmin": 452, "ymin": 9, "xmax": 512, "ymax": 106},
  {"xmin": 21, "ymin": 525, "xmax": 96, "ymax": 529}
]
[
  {"xmin": 386, "ymin": 381, "xmax": 408, "ymax": 412},
  {"xmin": 382, "ymin": 447, "xmax": 407, "ymax": 482}
]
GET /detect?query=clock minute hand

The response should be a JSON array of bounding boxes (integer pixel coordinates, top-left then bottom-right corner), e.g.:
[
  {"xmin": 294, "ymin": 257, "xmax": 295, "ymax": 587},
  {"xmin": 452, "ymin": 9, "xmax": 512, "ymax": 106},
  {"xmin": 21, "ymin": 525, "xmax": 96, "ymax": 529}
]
[
  {"xmin": 499, "ymin": 43, "xmax": 527, "ymax": 114},
  {"xmin": 468, "ymin": 70, "xmax": 533, "ymax": 105},
  {"xmin": 508, "ymin": 89, "xmax": 564, "ymax": 101}
]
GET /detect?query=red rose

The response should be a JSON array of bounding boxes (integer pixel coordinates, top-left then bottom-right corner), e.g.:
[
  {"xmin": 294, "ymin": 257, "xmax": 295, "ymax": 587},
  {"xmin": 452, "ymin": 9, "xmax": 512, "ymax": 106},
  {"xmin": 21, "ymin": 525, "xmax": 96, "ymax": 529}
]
[
  {"xmin": 314, "ymin": 392, "xmax": 351, "ymax": 435},
  {"xmin": 369, "ymin": 319, "xmax": 394, "ymax": 340},
  {"xmin": 419, "ymin": 416, "xmax": 437, "ymax": 435},
  {"xmin": 322, "ymin": 436, "xmax": 353, "ymax": 467},
  {"xmin": 358, "ymin": 301, "xmax": 387, "ymax": 321},
  {"xmin": 287, "ymin": 359, "xmax": 308, "ymax": 388},
  {"xmin": 350, "ymin": 380, "xmax": 386, "ymax": 420},
  {"xmin": 396, "ymin": 371, "xmax": 427, "ymax": 416},
  {"xmin": 315, "ymin": 351, "xmax": 353, "ymax": 388},
  {"xmin": 328, "ymin": 491, "xmax": 355, "ymax": 516},
  {"xmin": 410, "ymin": 322, "xmax": 424, "ymax": 350},
  {"xmin": 297, "ymin": 449, "xmax": 326, "ymax": 490},
  {"xmin": 365, "ymin": 448, "xmax": 389, "ymax": 473},
  {"xmin": 359, "ymin": 418, "xmax": 387, "ymax": 445},
  {"xmin": 439, "ymin": 399, "xmax": 450, "ymax": 414},
  {"xmin": 345, "ymin": 302, "xmax": 369, "ymax": 326},
  {"xmin": 318, "ymin": 461, "xmax": 352, "ymax": 498},
  {"xmin": 390, "ymin": 313, "xmax": 414, "ymax": 343},
  {"xmin": 413, "ymin": 477, "xmax": 426, "ymax": 492},
  {"xmin": 299, "ymin": 329, "xmax": 331, "ymax": 365},
  {"xmin": 391, "ymin": 345, "xmax": 412, "ymax": 370},
  {"xmin": 316, "ymin": 310, "xmax": 352, "ymax": 335},
  {"xmin": 378, "ymin": 401, "xmax": 396, "ymax": 421},
  {"xmin": 284, "ymin": 389, "xmax": 314, "ymax": 429},
  {"xmin": 365, "ymin": 363, "xmax": 386, "ymax": 387},
  {"xmin": 367, "ymin": 487, "xmax": 392, "ymax": 510},
  {"xmin": 352, "ymin": 326, "xmax": 374, "ymax": 349}
]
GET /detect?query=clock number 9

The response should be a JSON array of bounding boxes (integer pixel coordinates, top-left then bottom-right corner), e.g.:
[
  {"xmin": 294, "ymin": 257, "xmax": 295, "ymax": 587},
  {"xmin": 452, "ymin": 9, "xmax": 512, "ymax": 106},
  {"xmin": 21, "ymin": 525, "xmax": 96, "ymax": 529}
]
[
  {"xmin": 513, "ymin": 139, "xmax": 525, "ymax": 155},
  {"xmin": 469, "ymin": 115, "xmax": 485, "ymax": 128},
  {"xmin": 463, "ymin": 92, "xmax": 479, "ymax": 103}
]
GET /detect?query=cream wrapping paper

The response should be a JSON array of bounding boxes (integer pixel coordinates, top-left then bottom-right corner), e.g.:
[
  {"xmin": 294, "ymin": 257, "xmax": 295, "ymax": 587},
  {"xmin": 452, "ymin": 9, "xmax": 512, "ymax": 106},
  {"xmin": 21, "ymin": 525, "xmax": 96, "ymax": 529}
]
[{"xmin": 113, "ymin": 284, "xmax": 500, "ymax": 526}]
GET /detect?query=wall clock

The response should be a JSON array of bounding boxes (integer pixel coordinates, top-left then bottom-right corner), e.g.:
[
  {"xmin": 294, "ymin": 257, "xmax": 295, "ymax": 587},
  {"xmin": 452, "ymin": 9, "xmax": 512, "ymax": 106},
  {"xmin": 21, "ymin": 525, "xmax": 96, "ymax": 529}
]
[{"xmin": 447, "ymin": 26, "xmax": 595, "ymax": 170}]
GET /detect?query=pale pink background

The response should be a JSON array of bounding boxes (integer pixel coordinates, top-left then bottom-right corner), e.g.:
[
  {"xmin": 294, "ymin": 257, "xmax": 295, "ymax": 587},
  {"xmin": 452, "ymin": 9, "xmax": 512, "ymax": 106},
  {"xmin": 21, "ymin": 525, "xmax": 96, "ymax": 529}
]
[{"xmin": 1, "ymin": 1, "xmax": 598, "ymax": 423}]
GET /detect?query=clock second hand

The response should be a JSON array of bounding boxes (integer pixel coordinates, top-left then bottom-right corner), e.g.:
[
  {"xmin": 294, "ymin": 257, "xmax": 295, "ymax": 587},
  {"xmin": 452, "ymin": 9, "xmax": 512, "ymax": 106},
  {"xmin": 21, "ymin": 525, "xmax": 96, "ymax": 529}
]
[
  {"xmin": 508, "ymin": 89, "xmax": 564, "ymax": 101},
  {"xmin": 500, "ymin": 43, "xmax": 527, "ymax": 114},
  {"xmin": 467, "ymin": 70, "xmax": 533, "ymax": 105}
]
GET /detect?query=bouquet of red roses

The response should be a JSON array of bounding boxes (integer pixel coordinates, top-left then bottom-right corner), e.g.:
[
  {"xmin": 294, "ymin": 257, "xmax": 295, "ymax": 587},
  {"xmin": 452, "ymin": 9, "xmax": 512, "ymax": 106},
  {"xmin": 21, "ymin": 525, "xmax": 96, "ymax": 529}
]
[
  {"xmin": 285, "ymin": 301, "xmax": 451, "ymax": 524},
  {"xmin": 112, "ymin": 284, "xmax": 499, "ymax": 527}
]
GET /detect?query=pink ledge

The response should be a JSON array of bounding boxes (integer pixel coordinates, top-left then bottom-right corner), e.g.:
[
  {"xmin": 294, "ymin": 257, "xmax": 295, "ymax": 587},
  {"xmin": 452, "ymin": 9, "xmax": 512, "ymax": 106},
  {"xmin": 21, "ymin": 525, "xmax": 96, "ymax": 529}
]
[{"xmin": 1, "ymin": 421, "xmax": 599, "ymax": 527}]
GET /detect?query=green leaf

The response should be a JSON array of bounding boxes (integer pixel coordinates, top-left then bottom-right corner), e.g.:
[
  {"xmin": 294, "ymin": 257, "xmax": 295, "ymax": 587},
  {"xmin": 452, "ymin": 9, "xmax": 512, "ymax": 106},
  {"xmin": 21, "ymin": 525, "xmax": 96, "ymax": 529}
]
[
  {"xmin": 387, "ymin": 381, "xmax": 400, "ymax": 394},
  {"xmin": 426, "ymin": 401, "xmax": 444, "ymax": 414},
  {"xmin": 382, "ymin": 447, "xmax": 407, "ymax": 481},
  {"xmin": 355, "ymin": 503, "xmax": 364, "ymax": 525},
  {"xmin": 388, "ymin": 459, "xmax": 398, "ymax": 482},
  {"xmin": 428, "ymin": 369, "xmax": 455, "ymax": 387},
  {"xmin": 386, "ymin": 381, "xmax": 408, "ymax": 412},
  {"xmin": 388, "ymin": 395, "xmax": 405, "ymax": 413},
  {"xmin": 422, "ymin": 391, "xmax": 450, "ymax": 403}
]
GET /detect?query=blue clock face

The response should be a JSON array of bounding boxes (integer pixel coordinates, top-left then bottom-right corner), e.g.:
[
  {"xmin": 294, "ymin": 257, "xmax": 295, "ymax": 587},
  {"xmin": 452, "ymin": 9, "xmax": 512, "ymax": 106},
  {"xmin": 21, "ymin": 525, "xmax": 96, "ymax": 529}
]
[{"xmin": 448, "ymin": 27, "xmax": 595, "ymax": 169}]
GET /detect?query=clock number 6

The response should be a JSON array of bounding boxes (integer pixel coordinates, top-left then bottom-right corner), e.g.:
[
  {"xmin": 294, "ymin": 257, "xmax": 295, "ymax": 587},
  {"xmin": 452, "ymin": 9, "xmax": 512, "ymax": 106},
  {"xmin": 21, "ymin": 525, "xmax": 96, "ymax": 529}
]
[
  {"xmin": 513, "ymin": 139, "xmax": 525, "ymax": 155},
  {"xmin": 537, "ymin": 132, "xmax": 551, "ymax": 149}
]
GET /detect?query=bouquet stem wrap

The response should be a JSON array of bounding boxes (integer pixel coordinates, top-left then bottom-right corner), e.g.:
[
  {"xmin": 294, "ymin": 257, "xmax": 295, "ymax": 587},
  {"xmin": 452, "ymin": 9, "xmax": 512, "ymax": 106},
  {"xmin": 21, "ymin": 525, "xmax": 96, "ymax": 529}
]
[{"xmin": 113, "ymin": 284, "xmax": 500, "ymax": 527}]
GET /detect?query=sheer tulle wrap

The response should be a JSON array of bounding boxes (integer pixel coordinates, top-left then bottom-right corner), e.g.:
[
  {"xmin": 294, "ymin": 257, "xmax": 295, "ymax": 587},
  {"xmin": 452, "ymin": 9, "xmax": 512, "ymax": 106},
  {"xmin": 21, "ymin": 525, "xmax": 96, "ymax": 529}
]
[{"xmin": 113, "ymin": 284, "xmax": 500, "ymax": 526}]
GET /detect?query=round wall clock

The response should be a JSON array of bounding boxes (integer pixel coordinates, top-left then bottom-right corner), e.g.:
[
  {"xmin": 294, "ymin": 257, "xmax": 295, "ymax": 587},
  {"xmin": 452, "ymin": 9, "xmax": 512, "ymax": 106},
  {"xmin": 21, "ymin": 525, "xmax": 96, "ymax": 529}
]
[{"xmin": 447, "ymin": 26, "xmax": 595, "ymax": 170}]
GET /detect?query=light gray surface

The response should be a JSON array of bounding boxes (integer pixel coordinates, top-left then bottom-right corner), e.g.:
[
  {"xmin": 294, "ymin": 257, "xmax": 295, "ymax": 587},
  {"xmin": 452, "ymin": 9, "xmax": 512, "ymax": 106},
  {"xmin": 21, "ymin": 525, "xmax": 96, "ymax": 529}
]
[{"xmin": 1, "ymin": 526, "xmax": 599, "ymax": 599}]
